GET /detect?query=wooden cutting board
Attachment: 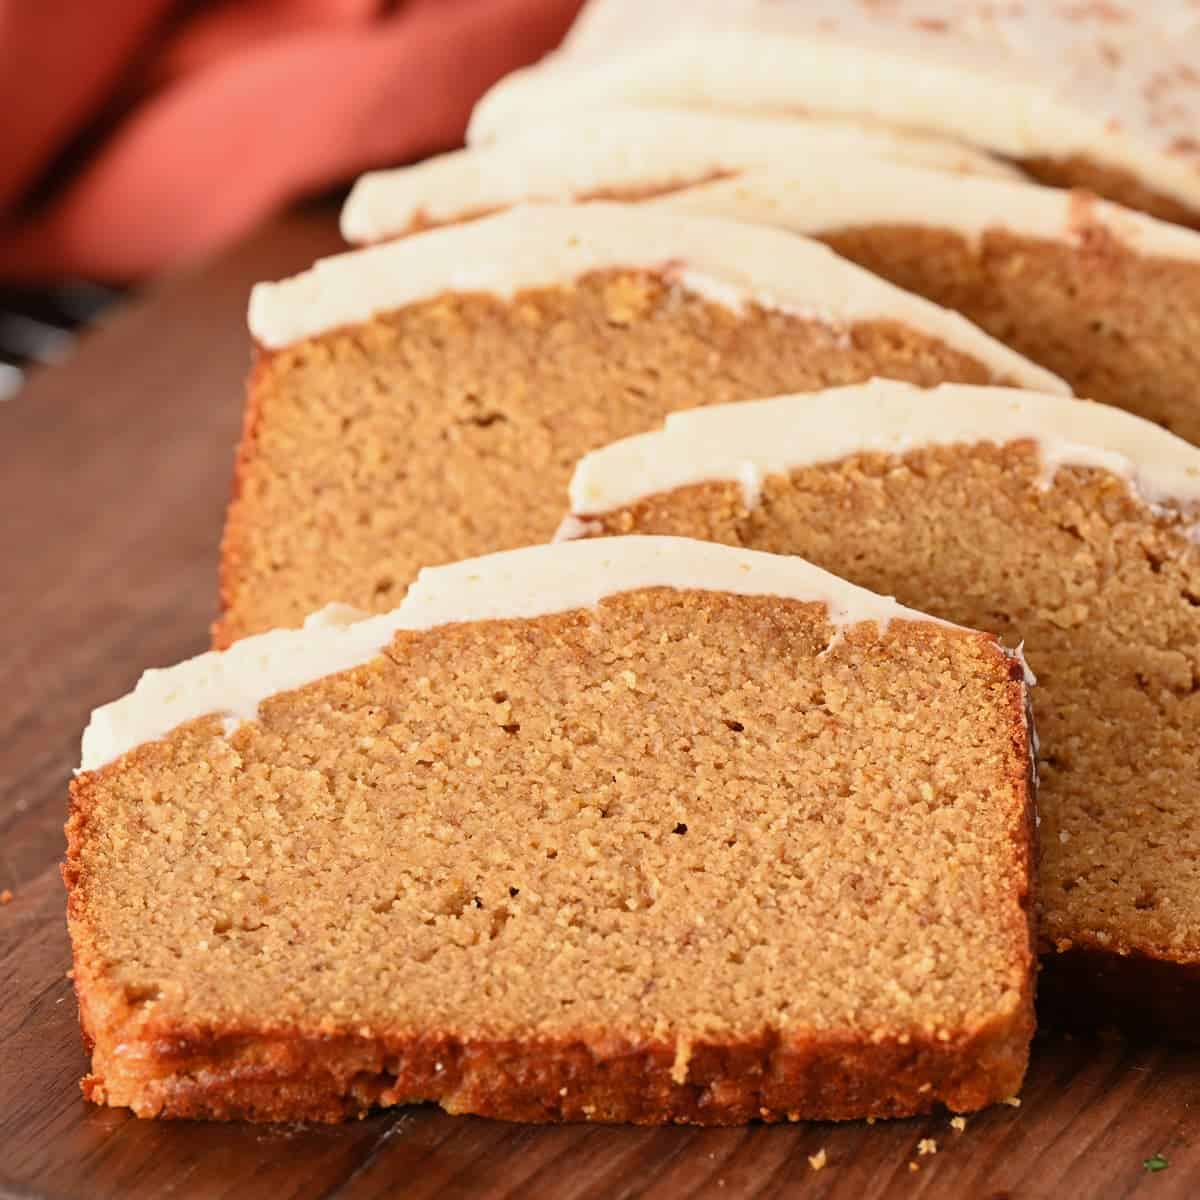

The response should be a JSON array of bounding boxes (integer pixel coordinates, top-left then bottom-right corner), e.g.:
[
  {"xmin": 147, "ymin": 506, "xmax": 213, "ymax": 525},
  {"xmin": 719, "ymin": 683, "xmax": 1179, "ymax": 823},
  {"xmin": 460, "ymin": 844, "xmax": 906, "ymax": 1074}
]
[{"xmin": 2, "ymin": 207, "xmax": 1198, "ymax": 1200}]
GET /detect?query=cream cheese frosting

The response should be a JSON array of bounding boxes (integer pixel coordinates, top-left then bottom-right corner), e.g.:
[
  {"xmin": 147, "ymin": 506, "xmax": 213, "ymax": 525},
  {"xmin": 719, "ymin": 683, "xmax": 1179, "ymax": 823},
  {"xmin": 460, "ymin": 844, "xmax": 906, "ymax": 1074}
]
[
  {"xmin": 467, "ymin": 0, "xmax": 1200, "ymax": 217},
  {"xmin": 650, "ymin": 164, "xmax": 1200, "ymax": 265},
  {"xmin": 340, "ymin": 107, "xmax": 1017, "ymax": 245},
  {"xmin": 79, "ymin": 536, "xmax": 956, "ymax": 773},
  {"xmin": 249, "ymin": 203, "xmax": 1064, "ymax": 393},
  {"xmin": 566, "ymin": 380, "xmax": 1200, "ymax": 520}
]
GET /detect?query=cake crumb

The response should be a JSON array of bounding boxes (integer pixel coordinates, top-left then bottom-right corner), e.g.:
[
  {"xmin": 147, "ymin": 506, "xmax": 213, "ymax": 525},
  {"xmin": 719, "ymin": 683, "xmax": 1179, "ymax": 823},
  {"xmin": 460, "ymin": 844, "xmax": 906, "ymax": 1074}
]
[
  {"xmin": 1003, "ymin": 1096, "xmax": 1022, "ymax": 1107},
  {"xmin": 0, "ymin": 889, "xmax": 12, "ymax": 905},
  {"xmin": 909, "ymin": 1161, "xmax": 920, "ymax": 1173},
  {"xmin": 866, "ymin": 1116, "xmax": 876, "ymax": 1125},
  {"xmin": 670, "ymin": 1038, "xmax": 693, "ymax": 1084},
  {"xmin": 808, "ymin": 1149, "xmax": 827, "ymax": 1170},
  {"xmin": 950, "ymin": 1116, "xmax": 968, "ymax": 1132},
  {"xmin": 918, "ymin": 1138, "xmax": 938, "ymax": 1156}
]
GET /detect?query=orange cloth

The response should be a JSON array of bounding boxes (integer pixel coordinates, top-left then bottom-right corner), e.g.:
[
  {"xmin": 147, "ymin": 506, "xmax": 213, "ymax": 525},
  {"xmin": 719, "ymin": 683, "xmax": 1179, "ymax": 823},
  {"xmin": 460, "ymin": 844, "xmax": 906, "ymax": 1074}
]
[{"xmin": 0, "ymin": 0, "xmax": 583, "ymax": 280}]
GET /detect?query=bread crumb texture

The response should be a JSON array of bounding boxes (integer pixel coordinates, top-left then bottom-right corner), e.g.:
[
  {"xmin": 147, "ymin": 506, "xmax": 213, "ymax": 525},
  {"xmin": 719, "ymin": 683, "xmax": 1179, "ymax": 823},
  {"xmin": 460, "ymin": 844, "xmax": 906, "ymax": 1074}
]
[
  {"xmin": 589, "ymin": 444, "xmax": 1200, "ymax": 967},
  {"xmin": 66, "ymin": 590, "xmax": 1033, "ymax": 1123},
  {"xmin": 820, "ymin": 223, "xmax": 1200, "ymax": 444},
  {"xmin": 218, "ymin": 270, "xmax": 1003, "ymax": 644}
]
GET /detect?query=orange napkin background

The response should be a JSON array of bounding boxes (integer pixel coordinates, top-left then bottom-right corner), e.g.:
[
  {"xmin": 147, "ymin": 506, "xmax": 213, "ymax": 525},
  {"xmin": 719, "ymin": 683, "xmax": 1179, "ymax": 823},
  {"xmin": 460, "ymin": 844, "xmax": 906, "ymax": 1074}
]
[{"xmin": 0, "ymin": 0, "xmax": 583, "ymax": 281}]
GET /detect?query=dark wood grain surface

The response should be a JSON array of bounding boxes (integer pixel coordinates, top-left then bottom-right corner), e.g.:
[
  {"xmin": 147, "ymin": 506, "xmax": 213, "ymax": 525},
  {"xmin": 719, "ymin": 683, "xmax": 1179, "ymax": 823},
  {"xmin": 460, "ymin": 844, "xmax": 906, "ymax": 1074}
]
[{"xmin": 2, "ymin": 208, "xmax": 1199, "ymax": 1200}]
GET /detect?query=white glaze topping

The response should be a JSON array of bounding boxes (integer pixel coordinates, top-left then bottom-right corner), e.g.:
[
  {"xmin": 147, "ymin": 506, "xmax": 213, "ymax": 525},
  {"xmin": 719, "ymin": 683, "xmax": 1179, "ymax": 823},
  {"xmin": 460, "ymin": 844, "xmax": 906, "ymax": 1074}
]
[
  {"xmin": 468, "ymin": 0, "xmax": 1200, "ymax": 215},
  {"xmin": 79, "ymin": 537, "xmax": 953, "ymax": 773},
  {"xmin": 249, "ymin": 203, "xmax": 1064, "ymax": 393},
  {"xmin": 567, "ymin": 380, "xmax": 1200, "ymax": 519},
  {"xmin": 651, "ymin": 164, "xmax": 1200, "ymax": 264},
  {"xmin": 340, "ymin": 107, "xmax": 1016, "ymax": 245}
]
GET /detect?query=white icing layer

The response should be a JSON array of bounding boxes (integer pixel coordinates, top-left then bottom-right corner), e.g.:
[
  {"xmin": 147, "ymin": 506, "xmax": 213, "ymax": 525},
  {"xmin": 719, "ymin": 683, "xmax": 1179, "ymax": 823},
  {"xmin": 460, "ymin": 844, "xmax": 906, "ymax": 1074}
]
[
  {"xmin": 78, "ymin": 604, "xmax": 411, "ymax": 777},
  {"xmin": 468, "ymin": 1, "xmax": 1200, "ymax": 215},
  {"xmin": 567, "ymin": 381, "xmax": 1200, "ymax": 518},
  {"xmin": 79, "ymin": 537, "xmax": 952, "ymax": 773},
  {"xmin": 340, "ymin": 107, "xmax": 1017, "ymax": 245},
  {"xmin": 651, "ymin": 164, "xmax": 1200, "ymax": 265},
  {"xmin": 249, "ymin": 204, "xmax": 1064, "ymax": 393}
]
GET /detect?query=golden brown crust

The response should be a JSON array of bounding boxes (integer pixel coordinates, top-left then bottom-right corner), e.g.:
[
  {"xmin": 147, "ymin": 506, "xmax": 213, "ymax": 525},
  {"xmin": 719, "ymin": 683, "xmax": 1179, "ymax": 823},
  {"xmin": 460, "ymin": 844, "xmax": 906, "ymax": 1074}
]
[
  {"xmin": 212, "ymin": 352, "xmax": 273, "ymax": 650},
  {"xmin": 74, "ymin": 1016, "xmax": 1031, "ymax": 1125}
]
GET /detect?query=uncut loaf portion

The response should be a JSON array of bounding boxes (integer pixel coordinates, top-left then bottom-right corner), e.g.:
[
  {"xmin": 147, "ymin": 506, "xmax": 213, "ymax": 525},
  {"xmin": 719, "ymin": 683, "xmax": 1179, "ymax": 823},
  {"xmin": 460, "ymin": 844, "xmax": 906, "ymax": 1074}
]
[
  {"xmin": 217, "ymin": 203, "xmax": 1061, "ymax": 646},
  {"xmin": 564, "ymin": 381, "xmax": 1200, "ymax": 1035},
  {"xmin": 344, "ymin": 136, "xmax": 1200, "ymax": 444},
  {"xmin": 469, "ymin": 0, "xmax": 1200, "ymax": 228},
  {"xmin": 68, "ymin": 536, "xmax": 1036, "ymax": 1124}
]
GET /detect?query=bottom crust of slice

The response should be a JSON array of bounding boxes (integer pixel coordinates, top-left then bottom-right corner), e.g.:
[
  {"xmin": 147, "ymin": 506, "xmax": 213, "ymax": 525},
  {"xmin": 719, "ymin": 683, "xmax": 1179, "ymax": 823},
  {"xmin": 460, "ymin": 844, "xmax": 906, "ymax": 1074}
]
[{"xmin": 79, "ymin": 1014, "xmax": 1032, "ymax": 1125}]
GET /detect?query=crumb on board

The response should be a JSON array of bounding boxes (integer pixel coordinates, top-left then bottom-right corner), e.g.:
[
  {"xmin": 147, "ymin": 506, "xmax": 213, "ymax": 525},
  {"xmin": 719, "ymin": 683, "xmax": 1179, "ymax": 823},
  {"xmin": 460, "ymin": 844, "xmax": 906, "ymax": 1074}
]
[
  {"xmin": 1003, "ymin": 1096, "xmax": 1022, "ymax": 1107},
  {"xmin": 918, "ymin": 1138, "xmax": 938, "ymax": 1156},
  {"xmin": 909, "ymin": 1161, "xmax": 919, "ymax": 1173},
  {"xmin": 808, "ymin": 1149, "xmax": 827, "ymax": 1171},
  {"xmin": 0, "ymin": 889, "xmax": 13, "ymax": 905},
  {"xmin": 866, "ymin": 1116, "xmax": 876, "ymax": 1125},
  {"xmin": 950, "ymin": 1116, "xmax": 968, "ymax": 1132}
]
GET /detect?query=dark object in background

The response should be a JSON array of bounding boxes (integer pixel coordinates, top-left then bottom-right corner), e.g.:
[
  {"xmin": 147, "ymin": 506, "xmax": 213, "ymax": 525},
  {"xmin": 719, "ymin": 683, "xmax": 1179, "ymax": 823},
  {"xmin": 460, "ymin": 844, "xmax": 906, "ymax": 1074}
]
[{"xmin": 0, "ymin": 284, "xmax": 122, "ymax": 399}]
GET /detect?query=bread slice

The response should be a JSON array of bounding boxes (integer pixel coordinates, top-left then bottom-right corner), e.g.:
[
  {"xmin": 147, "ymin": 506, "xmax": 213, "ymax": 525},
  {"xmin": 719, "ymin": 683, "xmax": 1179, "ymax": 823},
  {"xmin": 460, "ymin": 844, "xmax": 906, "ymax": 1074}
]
[
  {"xmin": 564, "ymin": 382, "xmax": 1200, "ymax": 1035},
  {"xmin": 656, "ymin": 167, "xmax": 1200, "ymax": 444},
  {"xmin": 66, "ymin": 536, "xmax": 1036, "ymax": 1124},
  {"xmin": 217, "ymin": 203, "xmax": 1060, "ymax": 646},
  {"xmin": 344, "ymin": 135, "xmax": 1200, "ymax": 444},
  {"xmin": 340, "ymin": 107, "xmax": 1018, "ymax": 244},
  {"xmin": 469, "ymin": 0, "xmax": 1200, "ymax": 228}
]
